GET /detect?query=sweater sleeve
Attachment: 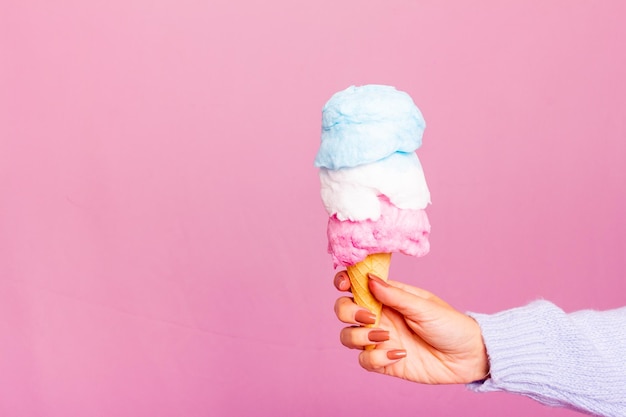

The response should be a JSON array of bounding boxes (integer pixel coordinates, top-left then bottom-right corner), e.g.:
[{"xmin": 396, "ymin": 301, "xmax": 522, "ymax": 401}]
[{"xmin": 466, "ymin": 301, "xmax": 626, "ymax": 417}]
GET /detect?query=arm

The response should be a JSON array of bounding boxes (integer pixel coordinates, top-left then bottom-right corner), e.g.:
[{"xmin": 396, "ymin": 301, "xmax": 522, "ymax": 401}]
[
  {"xmin": 468, "ymin": 301, "xmax": 626, "ymax": 417},
  {"xmin": 334, "ymin": 272, "xmax": 626, "ymax": 416}
]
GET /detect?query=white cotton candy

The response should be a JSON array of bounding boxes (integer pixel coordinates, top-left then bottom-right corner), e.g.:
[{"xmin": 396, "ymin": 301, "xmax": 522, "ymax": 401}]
[{"xmin": 319, "ymin": 151, "xmax": 430, "ymax": 221}]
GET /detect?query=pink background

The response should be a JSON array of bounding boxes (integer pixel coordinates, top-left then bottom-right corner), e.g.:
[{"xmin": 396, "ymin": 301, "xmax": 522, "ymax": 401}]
[{"xmin": 1, "ymin": 1, "xmax": 625, "ymax": 416}]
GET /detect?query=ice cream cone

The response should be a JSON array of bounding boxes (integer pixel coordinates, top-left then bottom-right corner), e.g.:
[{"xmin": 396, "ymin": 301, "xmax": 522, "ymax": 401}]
[{"xmin": 346, "ymin": 252, "xmax": 391, "ymax": 346}]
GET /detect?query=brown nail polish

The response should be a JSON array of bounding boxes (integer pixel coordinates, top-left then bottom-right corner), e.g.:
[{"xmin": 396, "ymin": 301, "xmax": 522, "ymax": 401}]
[
  {"xmin": 387, "ymin": 349, "xmax": 407, "ymax": 360},
  {"xmin": 368, "ymin": 330, "xmax": 390, "ymax": 343},
  {"xmin": 368, "ymin": 273, "xmax": 390, "ymax": 287},
  {"xmin": 355, "ymin": 310, "xmax": 376, "ymax": 325}
]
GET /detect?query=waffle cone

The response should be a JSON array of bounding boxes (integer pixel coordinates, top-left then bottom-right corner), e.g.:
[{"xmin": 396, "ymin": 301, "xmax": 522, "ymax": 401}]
[{"xmin": 346, "ymin": 252, "xmax": 391, "ymax": 342}]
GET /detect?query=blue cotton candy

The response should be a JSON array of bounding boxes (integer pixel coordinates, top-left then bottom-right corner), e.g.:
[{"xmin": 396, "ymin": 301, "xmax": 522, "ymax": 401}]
[{"xmin": 314, "ymin": 85, "xmax": 426, "ymax": 170}]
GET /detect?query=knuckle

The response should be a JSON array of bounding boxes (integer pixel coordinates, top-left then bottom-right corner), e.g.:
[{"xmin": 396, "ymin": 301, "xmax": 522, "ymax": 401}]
[
  {"xmin": 334, "ymin": 270, "xmax": 349, "ymax": 290},
  {"xmin": 358, "ymin": 352, "xmax": 374, "ymax": 371},
  {"xmin": 339, "ymin": 326, "xmax": 360, "ymax": 348},
  {"xmin": 339, "ymin": 328, "xmax": 350, "ymax": 347},
  {"xmin": 333, "ymin": 298, "xmax": 342, "ymax": 316},
  {"xmin": 334, "ymin": 297, "xmax": 355, "ymax": 323}
]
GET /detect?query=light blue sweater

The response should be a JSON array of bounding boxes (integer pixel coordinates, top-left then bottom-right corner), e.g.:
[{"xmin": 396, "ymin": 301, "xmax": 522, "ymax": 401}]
[{"xmin": 468, "ymin": 301, "xmax": 626, "ymax": 417}]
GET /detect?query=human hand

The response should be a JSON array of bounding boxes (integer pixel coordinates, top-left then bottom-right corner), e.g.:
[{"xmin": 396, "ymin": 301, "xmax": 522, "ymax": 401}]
[{"xmin": 334, "ymin": 271, "xmax": 489, "ymax": 384}]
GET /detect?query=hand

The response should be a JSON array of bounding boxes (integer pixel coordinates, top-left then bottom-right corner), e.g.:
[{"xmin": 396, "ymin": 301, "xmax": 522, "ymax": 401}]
[{"xmin": 334, "ymin": 271, "xmax": 489, "ymax": 384}]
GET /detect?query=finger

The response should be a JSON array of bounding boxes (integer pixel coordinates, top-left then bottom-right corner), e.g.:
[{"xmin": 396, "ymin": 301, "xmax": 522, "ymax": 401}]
[
  {"xmin": 386, "ymin": 279, "xmax": 451, "ymax": 309},
  {"xmin": 334, "ymin": 296, "xmax": 377, "ymax": 325},
  {"xmin": 358, "ymin": 348, "xmax": 407, "ymax": 372},
  {"xmin": 368, "ymin": 275, "xmax": 443, "ymax": 320},
  {"xmin": 333, "ymin": 270, "xmax": 351, "ymax": 292},
  {"xmin": 386, "ymin": 279, "xmax": 435, "ymax": 300},
  {"xmin": 339, "ymin": 327, "xmax": 390, "ymax": 349}
]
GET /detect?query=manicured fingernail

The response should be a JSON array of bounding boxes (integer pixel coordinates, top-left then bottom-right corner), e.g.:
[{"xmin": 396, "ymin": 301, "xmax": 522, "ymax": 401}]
[
  {"xmin": 387, "ymin": 349, "xmax": 407, "ymax": 360},
  {"xmin": 368, "ymin": 330, "xmax": 390, "ymax": 342},
  {"xmin": 368, "ymin": 273, "xmax": 390, "ymax": 288},
  {"xmin": 355, "ymin": 310, "xmax": 376, "ymax": 325},
  {"xmin": 334, "ymin": 271, "xmax": 349, "ymax": 290}
]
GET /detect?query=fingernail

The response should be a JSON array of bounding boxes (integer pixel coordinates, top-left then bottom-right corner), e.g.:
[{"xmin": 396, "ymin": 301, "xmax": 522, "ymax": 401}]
[
  {"xmin": 334, "ymin": 271, "xmax": 349, "ymax": 290},
  {"xmin": 355, "ymin": 310, "xmax": 377, "ymax": 325},
  {"xmin": 368, "ymin": 273, "xmax": 390, "ymax": 288},
  {"xmin": 387, "ymin": 349, "xmax": 407, "ymax": 360},
  {"xmin": 368, "ymin": 330, "xmax": 390, "ymax": 342}
]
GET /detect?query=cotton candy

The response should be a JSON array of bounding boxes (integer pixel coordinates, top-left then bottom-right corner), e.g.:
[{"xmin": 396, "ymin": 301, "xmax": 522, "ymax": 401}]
[
  {"xmin": 319, "ymin": 151, "xmax": 430, "ymax": 221},
  {"xmin": 316, "ymin": 84, "xmax": 431, "ymax": 267},
  {"xmin": 314, "ymin": 85, "xmax": 426, "ymax": 170},
  {"xmin": 327, "ymin": 197, "xmax": 431, "ymax": 267}
]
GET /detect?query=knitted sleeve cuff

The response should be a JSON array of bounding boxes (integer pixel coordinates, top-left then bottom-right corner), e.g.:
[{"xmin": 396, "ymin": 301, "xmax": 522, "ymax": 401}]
[
  {"xmin": 466, "ymin": 301, "xmax": 563, "ymax": 402},
  {"xmin": 465, "ymin": 300, "xmax": 626, "ymax": 416}
]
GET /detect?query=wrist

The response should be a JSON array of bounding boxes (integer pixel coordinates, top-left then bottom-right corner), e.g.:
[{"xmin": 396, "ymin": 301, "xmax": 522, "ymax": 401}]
[{"xmin": 469, "ymin": 317, "xmax": 490, "ymax": 382}]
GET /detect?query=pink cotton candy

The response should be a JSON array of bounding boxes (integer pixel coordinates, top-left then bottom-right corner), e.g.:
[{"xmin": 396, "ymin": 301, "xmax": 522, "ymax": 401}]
[{"xmin": 327, "ymin": 196, "xmax": 431, "ymax": 267}]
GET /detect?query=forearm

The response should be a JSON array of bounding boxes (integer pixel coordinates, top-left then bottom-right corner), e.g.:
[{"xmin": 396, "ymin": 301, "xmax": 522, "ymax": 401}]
[{"xmin": 467, "ymin": 301, "xmax": 626, "ymax": 417}]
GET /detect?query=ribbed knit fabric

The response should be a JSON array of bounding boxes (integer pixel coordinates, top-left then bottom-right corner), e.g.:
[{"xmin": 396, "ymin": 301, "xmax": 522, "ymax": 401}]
[{"xmin": 467, "ymin": 301, "xmax": 626, "ymax": 417}]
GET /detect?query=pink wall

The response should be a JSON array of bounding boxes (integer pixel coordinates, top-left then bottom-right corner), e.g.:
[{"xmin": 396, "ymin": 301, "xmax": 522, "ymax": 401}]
[{"xmin": 1, "ymin": 1, "xmax": 625, "ymax": 416}]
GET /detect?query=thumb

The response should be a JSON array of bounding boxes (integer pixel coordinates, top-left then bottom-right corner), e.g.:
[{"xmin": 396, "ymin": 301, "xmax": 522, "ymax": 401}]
[{"xmin": 367, "ymin": 274, "xmax": 436, "ymax": 320}]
